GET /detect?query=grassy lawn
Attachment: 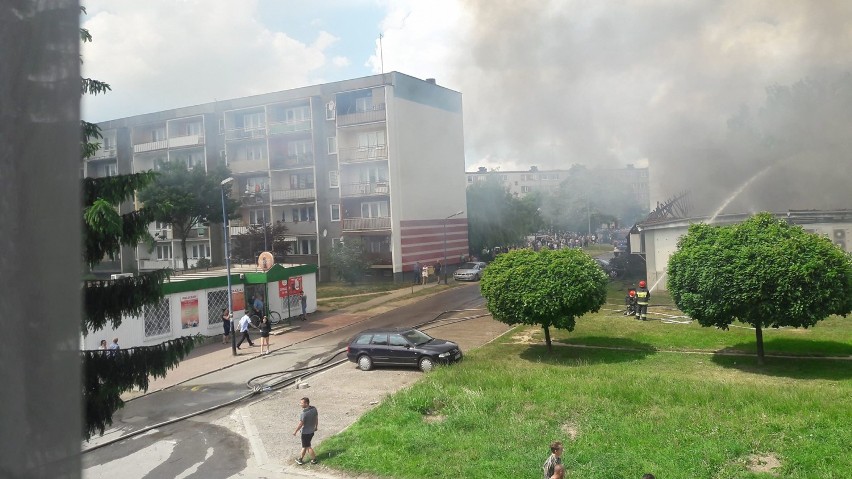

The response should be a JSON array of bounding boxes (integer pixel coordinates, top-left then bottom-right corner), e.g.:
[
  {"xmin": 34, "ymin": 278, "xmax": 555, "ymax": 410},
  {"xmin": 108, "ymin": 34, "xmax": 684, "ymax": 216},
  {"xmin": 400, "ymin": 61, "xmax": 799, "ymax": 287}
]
[{"xmin": 318, "ymin": 286, "xmax": 852, "ymax": 479}]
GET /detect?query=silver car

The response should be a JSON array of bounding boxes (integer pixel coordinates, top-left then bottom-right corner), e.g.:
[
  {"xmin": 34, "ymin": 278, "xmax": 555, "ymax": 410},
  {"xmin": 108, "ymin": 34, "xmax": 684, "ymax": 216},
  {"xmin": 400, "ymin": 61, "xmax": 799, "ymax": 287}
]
[{"xmin": 453, "ymin": 261, "xmax": 487, "ymax": 281}]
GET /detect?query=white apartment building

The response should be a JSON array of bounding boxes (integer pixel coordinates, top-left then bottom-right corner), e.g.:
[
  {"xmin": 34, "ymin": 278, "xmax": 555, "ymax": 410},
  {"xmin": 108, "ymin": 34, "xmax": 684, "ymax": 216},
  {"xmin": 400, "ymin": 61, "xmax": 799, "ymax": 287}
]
[
  {"xmin": 465, "ymin": 165, "xmax": 651, "ymax": 208},
  {"xmin": 86, "ymin": 72, "xmax": 469, "ymax": 281}
]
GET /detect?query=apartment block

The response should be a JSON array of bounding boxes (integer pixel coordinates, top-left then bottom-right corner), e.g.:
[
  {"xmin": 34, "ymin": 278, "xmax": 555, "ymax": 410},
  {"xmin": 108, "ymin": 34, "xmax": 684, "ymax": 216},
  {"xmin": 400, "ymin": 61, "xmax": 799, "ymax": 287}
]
[
  {"xmin": 465, "ymin": 165, "xmax": 650, "ymax": 208},
  {"xmin": 86, "ymin": 72, "xmax": 469, "ymax": 281}
]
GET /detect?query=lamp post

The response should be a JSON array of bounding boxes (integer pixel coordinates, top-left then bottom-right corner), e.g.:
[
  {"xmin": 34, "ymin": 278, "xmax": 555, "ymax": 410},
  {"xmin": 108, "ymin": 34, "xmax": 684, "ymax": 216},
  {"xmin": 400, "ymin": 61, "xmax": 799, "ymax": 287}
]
[
  {"xmin": 221, "ymin": 177, "xmax": 237, "ymax": 356},
  {"xmin": 443, "ymin": 210, "xmax": 464, "ymax": 285}
]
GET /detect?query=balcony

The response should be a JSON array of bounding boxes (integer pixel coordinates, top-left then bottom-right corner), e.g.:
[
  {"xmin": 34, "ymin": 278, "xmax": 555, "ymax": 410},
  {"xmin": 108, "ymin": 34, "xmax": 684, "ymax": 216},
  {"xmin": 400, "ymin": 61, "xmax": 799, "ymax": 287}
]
[
  {"xmin": 338, "ymin": 146, "xmax": 388, "ymax": 164},
  {"xmin": 268, "ymin": 119, "xmax": 311, "ymax": 135},
  {"xmin": 241, "ymin": 191, "xmax": 269, "ymax": 205},
  {"xmin": 138, "ymin": 259, "xmax": 175, "ymax": 270},
  {"xmin": 342, "ymin": 217, "xmax": 391, "ymax": 231},
  {"xmin": 228, "ymin": 158, "xmax": 268, "ymax": 174},
  {"xmin": 337, "ymin": 104, "xmax": 386, "ymax": 127},
  {"xmin": 225, "ymin": 128, "xmax": 267, "ymax": 141},
  {"xmin": 270, "ymin": 153, "xmax": 314, "ymax": 170},
  {"xmin": 90, "ymin": 146, "xmax": 117, "ymax": 159},
  {"xmin": 270, "ymin": 188, "xmax": 316, "ymax": 203},
  {"xmin": 364, "ymin": 251, "xmax": 392, "ymax": 265},
  {"xmin": 340, "ymin": 181, "xmax": 390, "ymax": 198},
  {"xmin": 133, "ymin": 139, "xmax": 168, "ymax": 153},
  {"xmin": 168, "ymin": 134, "xmax": 205, "ymax": 148}
]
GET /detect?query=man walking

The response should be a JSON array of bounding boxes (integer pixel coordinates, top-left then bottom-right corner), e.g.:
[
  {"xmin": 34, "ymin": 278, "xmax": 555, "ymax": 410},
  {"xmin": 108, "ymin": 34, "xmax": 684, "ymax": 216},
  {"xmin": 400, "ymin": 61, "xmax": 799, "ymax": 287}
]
[
  {"xmin": 293, "ymin": 397, "xmax": 318, "ymax": 465},
  {"xmin": 236, "ymin": 310, "xmax": 256, "ymax": 349},
  {"xmin": 300, "ymin": 292, "xmax": 308, "ymax": 321}
]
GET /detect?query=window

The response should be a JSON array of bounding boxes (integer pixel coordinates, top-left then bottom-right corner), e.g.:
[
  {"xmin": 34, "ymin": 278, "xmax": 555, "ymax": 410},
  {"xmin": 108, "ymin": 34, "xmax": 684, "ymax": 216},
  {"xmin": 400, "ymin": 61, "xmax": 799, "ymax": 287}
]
[
  {"xmin": 356, "ymin": 96, "xmax": 373, "ymax": 112},
  {"xmin": 156, "ymin": 244, "xmax": 172, "ymax": 260},
  {"xmin": 155, "ymin": 221, "xmax": 171, "ymax": 231},
  {"xmin": 327, "ymin": 136, "xmax": 337, "ymax": 154},
  {"xmin": 521, "ymin": 186, "xmax": 531, "ymax": 193},
  {"xmin": 289, "ymin": 173, "xmax": 314, "ymax": 189},
  {"xmin": 218, "ymin": 118, "xmax": 225, "ymax": 133},
  {"xmin": 359, "ymin": 165, "xmax": 387, "ymax": 183},
  {"xmin": 501, "ymin": 175, "xmax": 508, "ymax": 181},
  {"xmin": 361, "ymin": 201, "xmax": 389, "ymax": 218},
  {"xmin": 467, "ymin": 176, "xmax": 473, "ymax": 183},
  {"xmin": 287, "ymin": 139, "xmax": 312, "ymax": 160},
  {"xmin": 357, "ymin": 130, "xmax": 386, "ymax": 158},
  {"xmin": 330, "ymin": 204, "xmax": 340, "ymax": 221},
  {"xmin": 369, "ymin": 333, "xmax": 388, "ymax": 346},
  {"xmin": 102, "ymin": 163, "xmax": 117, "ymax": 177},
  {"xmin": 243, "ymin": 112, "xmax": 265, "ymax": 130},
  {"xmin": 102, "ymin": 135, "xmax": 114, "ymax": 150},
  {"xmin": 249, "ymin": 209, "xmax": 268, "ymax": 225},
  {"xmin": 285, "ymin": 106, "xmax": 310, "ymax": 122},
  {"xmin": 291, "ymin": 206, "xmax": 315, "ymax": 222},
  {"xmin": 152, "ymin": 127, "xmax": 166, "ymax": 142},
  {"xmin": 329, "ymin": 170, "xmax": 339, "ymax": 188},
  {"xmin": 389, "ymin": 334, "xmax": 408, "ymax": 347},
  {"xmin": 332, "ymin": 237, "xmax": 343, "ymax": 248},
  {"xmin": 186, "ymin": 122, "xmax": 203, "ymax": 136},
  {"xmin": 191, "ymin": 244, "xmax": 210, "ymax": 259},
  {"xmin": 245, "ymin": 177, "xmax": 269, "ymax": 194},
  {"xmin": 300, "ymin": 238, "xmax": 317, "ymax": 254},
  {"xmin": 326, "ymin": 101, "xmax": 336, "ymax": 120},
  {"xmin": 246, "ymin": 144, "xmax": 265, "ymax": 161}
]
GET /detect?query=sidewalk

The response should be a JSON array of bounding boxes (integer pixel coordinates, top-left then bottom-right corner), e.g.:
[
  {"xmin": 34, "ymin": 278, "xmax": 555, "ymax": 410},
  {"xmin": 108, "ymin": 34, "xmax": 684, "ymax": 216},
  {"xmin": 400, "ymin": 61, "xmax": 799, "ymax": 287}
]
[{"xmin": 123, "ymin": 280, "xmax": 447, "ymax": 401}]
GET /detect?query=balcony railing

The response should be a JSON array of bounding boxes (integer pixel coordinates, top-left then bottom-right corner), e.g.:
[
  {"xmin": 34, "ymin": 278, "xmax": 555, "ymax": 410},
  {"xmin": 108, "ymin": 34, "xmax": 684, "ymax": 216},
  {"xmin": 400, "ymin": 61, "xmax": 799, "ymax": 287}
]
[
  {"xmin": 133, "ymin": 139, "xmax": 168, "ymax": 153},
  {"xmin": 268, "ymin": 119, "xmax": 311, "ymax": 135},
  {"xmin": 90, "ymin": 146, "xmax": 117, "ymax": 159},
  {"xmin": 225, "ymin": 127, "xmax": 267, "ymax": 141},
  {"xmin": 138, "ymin": 259, "xmax": 175, "ymax": 270},
  {"xmin": 342, "ymin": 217, "xmax": 391, "ymax": 231},
  {"xmin": 340, "ymin": 181, "xmax": 390, "ymax": 197},
  {"xmin": 270, "ymin": 153, "xmax": 314, "ymax": 170},
  {"xmin": 270, "ymin": 188, "xmax": 316, "ymax": 202},
  {"xmin": 168, "ymin": 134, "xmax": 205, "ymax": 148},
  {"xmin": 338, "ymin": 146, "xmax": 388, "ymax": 164},
  {"xmin": 337, "ymin": 104, "xmax": 386, "ymax": 126},
  {"xmin": 241, "ymin": 191, "xmax": 269, "ymax": 205}
]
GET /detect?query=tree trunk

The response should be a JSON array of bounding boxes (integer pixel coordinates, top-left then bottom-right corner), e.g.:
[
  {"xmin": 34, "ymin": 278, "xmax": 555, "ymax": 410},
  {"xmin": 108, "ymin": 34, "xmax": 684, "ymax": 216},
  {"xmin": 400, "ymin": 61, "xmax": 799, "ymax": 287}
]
[
  {"xmin": 755, "ymin": 323, "xmax": 765, "ymax": 366},
  {"xmin": 543, "ymin": 326, "xmax": 552, "ymax": 353},
  {"xmin": 181, "ymin": 235, "xmax": 189, "ymax": 270}
]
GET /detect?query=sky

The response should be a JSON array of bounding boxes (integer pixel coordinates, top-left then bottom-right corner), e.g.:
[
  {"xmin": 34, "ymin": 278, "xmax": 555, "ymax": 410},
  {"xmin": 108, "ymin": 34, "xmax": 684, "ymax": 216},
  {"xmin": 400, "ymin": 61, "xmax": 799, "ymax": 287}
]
[{"xmin": 82, "ymin": 0, "xmax": 852, "ymax": 213}]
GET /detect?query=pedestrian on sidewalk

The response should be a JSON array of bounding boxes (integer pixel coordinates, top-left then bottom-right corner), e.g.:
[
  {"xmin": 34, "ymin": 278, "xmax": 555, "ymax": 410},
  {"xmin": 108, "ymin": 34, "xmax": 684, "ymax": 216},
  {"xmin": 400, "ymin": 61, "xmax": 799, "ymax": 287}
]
[
  {"xmin": 300, "ymin": 293, "xmax": 308, "ymax": 321},
  {"xmin": 421, "ymin": 265, "xmax": 428, "ymax": 285},
  {"xmin": 221, "ymin": 308, "xmax": 232, "ymax": 344},
  {"xmin": 293, "ymin": 397, "xmax": 318, "ymax": 465},
  {"xmin": 258, "ymin": 315, "xmax": 271, "ymax": 354},
  {"xmin": 236, "ymin": 311, "xmax": 257, "ymax": 349},
  {"xmin": 413, "ymin": 261, "xmax": 421, "ymax": 284}
]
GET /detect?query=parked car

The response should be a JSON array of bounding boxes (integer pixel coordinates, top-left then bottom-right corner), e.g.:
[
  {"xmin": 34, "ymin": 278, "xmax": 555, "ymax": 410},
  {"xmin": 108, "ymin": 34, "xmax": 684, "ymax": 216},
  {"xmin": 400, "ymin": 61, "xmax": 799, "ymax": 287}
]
[
  {"xmin": 346, "ymin": 327, "xmax": 463, "ymax": 372},
  {"xmin": 453, "ymin": 261, "xmax": 487, "ymax": 281}
]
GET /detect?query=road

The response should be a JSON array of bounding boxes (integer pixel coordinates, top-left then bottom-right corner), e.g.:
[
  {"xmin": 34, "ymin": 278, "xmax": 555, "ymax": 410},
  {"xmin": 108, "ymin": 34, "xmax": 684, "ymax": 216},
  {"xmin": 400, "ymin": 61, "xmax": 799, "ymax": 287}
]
[{"xmin": 82, "ymin": 284, "xmax": 490, "ymax": 477}]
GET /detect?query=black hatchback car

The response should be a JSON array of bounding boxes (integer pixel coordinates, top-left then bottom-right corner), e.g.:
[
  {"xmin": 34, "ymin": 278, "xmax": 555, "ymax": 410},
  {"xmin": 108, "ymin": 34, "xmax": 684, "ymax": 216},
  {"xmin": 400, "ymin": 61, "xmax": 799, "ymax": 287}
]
[{"xmin": 346, "ymin": 327, "xmax": 463, "ymax": 372}]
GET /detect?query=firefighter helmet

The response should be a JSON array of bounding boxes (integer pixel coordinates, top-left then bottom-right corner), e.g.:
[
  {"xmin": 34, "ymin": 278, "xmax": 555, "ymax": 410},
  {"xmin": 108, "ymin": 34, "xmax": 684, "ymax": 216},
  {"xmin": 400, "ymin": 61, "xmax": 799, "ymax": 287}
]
[
  {"xmin": 639, "ymin": 280, "xmax": 647, "ymax": 288},
  {"xmin": 629, "ymin": 290, "xmax": 636, "ymax": 297}
]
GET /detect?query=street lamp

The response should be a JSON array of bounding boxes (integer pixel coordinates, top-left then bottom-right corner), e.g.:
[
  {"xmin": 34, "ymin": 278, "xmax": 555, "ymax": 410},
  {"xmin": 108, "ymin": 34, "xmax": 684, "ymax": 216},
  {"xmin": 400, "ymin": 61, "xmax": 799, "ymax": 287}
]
[
  {"xmin": 443, "ymin": 210, "xmax": 464, "ymax": 285},
  {"xmin": 220, "ymin": 177, "xmax": 237, "ymax": 356}
]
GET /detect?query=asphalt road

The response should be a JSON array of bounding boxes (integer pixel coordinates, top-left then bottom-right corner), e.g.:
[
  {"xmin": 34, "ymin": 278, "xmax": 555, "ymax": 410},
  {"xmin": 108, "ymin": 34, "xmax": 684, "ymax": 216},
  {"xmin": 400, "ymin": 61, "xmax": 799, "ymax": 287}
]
[{"xmin": 82, "ymin": 284, "xmax": 488, "ymax": 477}]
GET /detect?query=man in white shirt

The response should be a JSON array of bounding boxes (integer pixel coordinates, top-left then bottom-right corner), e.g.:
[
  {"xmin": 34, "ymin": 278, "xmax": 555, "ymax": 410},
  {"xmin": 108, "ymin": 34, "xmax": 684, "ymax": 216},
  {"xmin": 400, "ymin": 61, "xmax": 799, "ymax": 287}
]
[{"xmin": 236, "ymin": 311, "xmax": 256, "ymax": 349}]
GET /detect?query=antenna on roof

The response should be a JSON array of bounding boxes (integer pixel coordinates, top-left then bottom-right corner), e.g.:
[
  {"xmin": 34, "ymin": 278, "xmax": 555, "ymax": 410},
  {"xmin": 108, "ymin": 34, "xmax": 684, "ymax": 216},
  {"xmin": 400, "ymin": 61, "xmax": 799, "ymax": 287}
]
[{"xmin": 379, "ymin": 33, "xmax": 384, "ymax": 74}]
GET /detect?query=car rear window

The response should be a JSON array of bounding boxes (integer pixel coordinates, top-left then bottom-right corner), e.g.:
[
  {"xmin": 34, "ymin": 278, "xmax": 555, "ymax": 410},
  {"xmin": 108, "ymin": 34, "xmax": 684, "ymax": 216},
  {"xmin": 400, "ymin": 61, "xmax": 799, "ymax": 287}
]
[{"xmin": 354, "ymin": 334, "xmax": 372, "ymax": 345}]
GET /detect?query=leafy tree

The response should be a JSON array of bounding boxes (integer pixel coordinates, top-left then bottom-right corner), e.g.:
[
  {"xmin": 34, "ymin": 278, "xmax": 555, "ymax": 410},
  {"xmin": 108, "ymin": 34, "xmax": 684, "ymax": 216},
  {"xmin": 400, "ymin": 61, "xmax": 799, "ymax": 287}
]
[
  {"xmin": 467, "ymin": 175, "xmax": 541, "ymax": 257},
  {"xmin": 667, "ymin": 213, "xmax": 852, "ymax": 365},
  {"xmin": 137, "ymin": 160, "xmax": 238, "ymax": 270},
  {"xmin": 480, "ymin": 248, "xmax": 609, "ymax": 352},
  {"xmin": 327, "ymin": 237, "xmax": 370, "ymax": 284},
  {"xmin": 232, "ymin": 222, "xmax": 292, "ymax": 262},
  {"xmin": 80, "ymin": 14, "xmax": 199, "ymax": 439}
]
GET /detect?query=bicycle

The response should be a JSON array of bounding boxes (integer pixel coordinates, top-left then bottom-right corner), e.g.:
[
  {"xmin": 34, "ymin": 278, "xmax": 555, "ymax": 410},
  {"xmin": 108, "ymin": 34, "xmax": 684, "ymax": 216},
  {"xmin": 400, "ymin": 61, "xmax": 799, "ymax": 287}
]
[{"xmin": 267, "ymin": 310, "xmax": 291, "ymax": 327}]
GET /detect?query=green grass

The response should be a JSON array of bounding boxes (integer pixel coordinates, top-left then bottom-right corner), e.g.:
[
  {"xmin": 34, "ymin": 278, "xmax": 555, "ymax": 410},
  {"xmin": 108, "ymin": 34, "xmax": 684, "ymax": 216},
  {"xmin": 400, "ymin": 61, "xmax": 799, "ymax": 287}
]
[
  {"xmin": 318, "ymin": 287, "xmax": 852, "ymax": 479},
  {"xmin": 317, "ymin": 281, "xmax": 406, "ymax": 299}
]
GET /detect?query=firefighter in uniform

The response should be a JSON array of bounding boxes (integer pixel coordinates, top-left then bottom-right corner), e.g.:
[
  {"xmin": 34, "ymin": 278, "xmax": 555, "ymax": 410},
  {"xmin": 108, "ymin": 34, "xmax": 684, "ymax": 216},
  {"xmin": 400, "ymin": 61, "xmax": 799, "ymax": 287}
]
[
  {"xmin": 624, "ymin": 286, "xmax": 637, "ymax": 316},
  {"xmin": 635, "ymin": 280, "xmax": 650, "ymax": 321}
]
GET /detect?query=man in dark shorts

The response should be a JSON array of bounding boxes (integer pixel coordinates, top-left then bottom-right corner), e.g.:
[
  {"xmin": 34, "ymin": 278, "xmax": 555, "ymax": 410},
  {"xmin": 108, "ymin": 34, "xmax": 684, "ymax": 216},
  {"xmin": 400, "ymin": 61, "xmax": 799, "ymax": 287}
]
[{"xmin": 293, "ymin": 397, "xmax": 318, "ymax": 465}]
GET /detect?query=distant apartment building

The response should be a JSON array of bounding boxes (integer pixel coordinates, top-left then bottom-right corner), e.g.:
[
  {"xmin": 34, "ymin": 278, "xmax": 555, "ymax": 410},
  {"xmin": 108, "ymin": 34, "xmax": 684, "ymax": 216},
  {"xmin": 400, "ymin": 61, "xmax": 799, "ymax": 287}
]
[
  {"xmin": 465, "ymin": 165, "xmax": 650, "ymax": 208},
  {"xmin": 85, "ymin": 72, "xmax": 469, "ymax": 281}
]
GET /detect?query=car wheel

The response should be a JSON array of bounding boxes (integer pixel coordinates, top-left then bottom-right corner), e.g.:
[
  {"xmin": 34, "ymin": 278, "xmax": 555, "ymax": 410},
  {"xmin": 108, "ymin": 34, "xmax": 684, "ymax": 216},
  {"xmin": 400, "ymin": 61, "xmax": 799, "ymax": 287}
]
[
  {"xmin": 357, "ymin": 355, "xmax": 373, "ymax": 371},
  {"xmin": 419, "ymin": 357, "xmax": 435, "ymax": 373}
]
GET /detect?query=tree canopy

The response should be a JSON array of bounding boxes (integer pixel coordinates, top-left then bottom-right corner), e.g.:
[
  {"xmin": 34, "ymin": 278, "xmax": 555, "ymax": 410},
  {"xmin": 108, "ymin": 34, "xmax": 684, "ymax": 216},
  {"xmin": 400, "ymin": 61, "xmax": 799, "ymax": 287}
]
[
  {"xmin": 667, "ymin": 213, "xmax": 852, "ymax": 365},
  {"xmin": 480, "ymin": 248, "xmax": 609, "ymax": 351},
  {"xmin": 466, "ymin": 176, "xmax": 541, "ymax": 258},
  {"xmin": 327, "ymin": 237, "xmax": 370, "ymax": 284},
  {"xmin": 80, "ymin": 15, "xmax": 200, "ymax": 439},
  {"xmin": 231, "ymin": 222, "xmax": 292, "ymax": 263},
  {"xmin": 137, "ymin": 160, "xmax": 237, "ymax": 270}
]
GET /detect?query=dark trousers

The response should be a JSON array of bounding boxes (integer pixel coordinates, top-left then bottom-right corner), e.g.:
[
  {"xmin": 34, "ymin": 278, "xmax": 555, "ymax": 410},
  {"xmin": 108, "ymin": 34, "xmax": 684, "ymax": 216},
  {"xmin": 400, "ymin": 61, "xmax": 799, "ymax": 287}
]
[
  {"xmin": 237, "ymin": 330, "xmax": 253, "ymax": 347},
  {"xmin": 637, "ymin": 304, "xmax": 648, "ymax": 319}
]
